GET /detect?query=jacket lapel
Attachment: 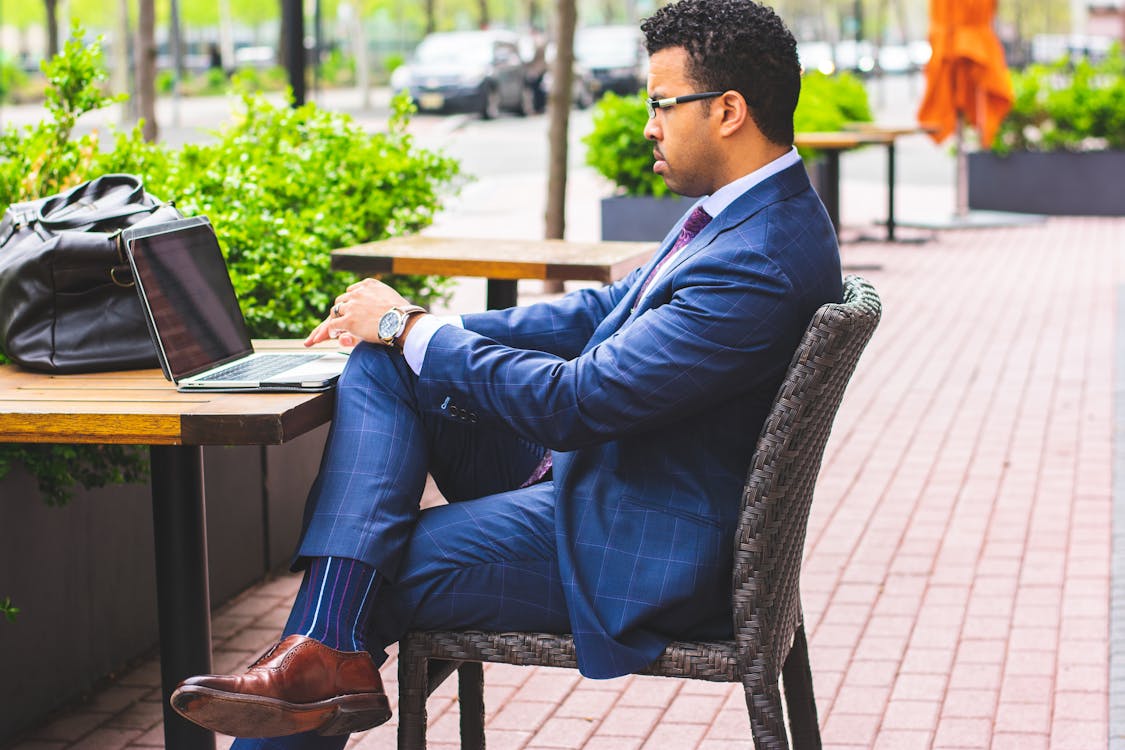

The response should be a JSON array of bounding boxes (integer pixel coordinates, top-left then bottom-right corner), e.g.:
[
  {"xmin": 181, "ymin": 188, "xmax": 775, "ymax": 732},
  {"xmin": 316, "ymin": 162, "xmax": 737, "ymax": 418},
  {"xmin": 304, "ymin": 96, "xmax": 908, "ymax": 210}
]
[{"xmin": 640, "ymin": 161, "xmax": 813, "ymax": 297}]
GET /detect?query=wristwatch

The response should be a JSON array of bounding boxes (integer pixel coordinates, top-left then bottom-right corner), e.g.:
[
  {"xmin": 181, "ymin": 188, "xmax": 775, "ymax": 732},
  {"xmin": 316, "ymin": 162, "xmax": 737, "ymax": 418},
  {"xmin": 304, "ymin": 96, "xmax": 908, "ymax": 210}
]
[{"xmin": 377, "ymin": 305, "xmax": 427, "ymax": 347}]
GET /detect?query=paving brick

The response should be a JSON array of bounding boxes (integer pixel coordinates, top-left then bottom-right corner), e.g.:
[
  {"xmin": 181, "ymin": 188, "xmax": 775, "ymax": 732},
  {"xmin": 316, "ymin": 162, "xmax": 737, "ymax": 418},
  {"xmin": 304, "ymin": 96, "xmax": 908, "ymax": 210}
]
[
  {"xmin": 104, "ymin": 699, "xmax": 164, "ymax": 731},
  {"xmin": 580, "ymin": 738, "xmax": 644, "ymax": 750},
  {"xmin": 661, "ymin": 692, "xmax": 724, "ymax": 724},
  {"xmin": 842, "ymin": 660, "xmax": 899, "ymax": 687},
  {"xmin": 702, "ymin": 709, "xmax": 752, "ymax": 741},
  {"xmin": 1053, "ymin": 689, "xmax": 1108, "ymax": 722},
  {"xmin": 932, "ymin": 717, "xmax": 992, "ymax": 748},
  {"xmin": 823, "ymin": 713, "xmax": 880, "ymax": 747},
  {"xmin": 615, "ymin": 677, "xmax": 679, "ymax": 708},
  {"xmin": 1049, "ymin": 718, "xmax": 1108, "ymax": 750},
  {"xmin": 873, "ymin": 729, "xmax": 934, "ymax": 749},
  {"xmin": 488, "ymin": 701, "xmax": 556, "ymax": 733},
  {"xmin": 514, "ymin": 670, "xmax": 581, "ymax": 703},
  {"xmin": 28, "ymin": 712, "xmax": 111, "ymax": 743},
  {"xmin": 998, "ymin": 674, "xmax": 1053, "ymax": 704},
  {"xmin": 993, "ymin": 701, "xmax": 1050, "ymax": 734},
  {"xmin": 828, "ymin": 684, "xmax": 890, "ymax": 715},
  {"xmin": 940, "ymin": 689, "xmax": 997, "ymax": 719},
  {"xmin": 528, "ymin": 716, "xmax": 597, "ymax": 748},
  {"xmin": 880, "ymin": 699, "xmax": 940, "ymax": 731},
  {"xmin": 891, "ymin": 674, "xmax": 947, "ymax": 702},
  {"xmin": 989, "ymin": 732, "xmax": 1049, "ymax": 750},
  {"xmin": 69, "ymin": 728, "xmax": 143, "ymax": 750},
  {"xmin": 591, "ymin": 706, "xmax": 662, "ymax": 738}
]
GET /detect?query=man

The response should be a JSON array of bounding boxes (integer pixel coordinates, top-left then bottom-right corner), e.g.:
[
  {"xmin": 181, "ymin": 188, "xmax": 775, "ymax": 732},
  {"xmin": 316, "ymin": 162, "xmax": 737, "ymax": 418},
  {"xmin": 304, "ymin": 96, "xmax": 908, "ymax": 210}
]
[{"xmin": 171, "ymin": 0, "xmax": 841, "ymax": 746}]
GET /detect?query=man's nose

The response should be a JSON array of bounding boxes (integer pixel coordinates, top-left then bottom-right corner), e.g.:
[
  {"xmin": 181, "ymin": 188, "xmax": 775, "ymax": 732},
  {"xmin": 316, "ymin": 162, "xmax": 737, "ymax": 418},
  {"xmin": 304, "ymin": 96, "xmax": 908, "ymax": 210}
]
[{"xmin": 643, "ymin": 117, "xmax": 660, "ymax": 141}]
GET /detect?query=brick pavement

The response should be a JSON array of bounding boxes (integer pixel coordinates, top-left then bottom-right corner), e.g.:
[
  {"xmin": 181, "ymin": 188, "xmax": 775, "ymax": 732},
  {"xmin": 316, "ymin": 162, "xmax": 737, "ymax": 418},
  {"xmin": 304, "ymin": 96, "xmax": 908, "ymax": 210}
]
[{"xmin": 7, "ymin": 216, "xmax": 1123, "ymax": 749}]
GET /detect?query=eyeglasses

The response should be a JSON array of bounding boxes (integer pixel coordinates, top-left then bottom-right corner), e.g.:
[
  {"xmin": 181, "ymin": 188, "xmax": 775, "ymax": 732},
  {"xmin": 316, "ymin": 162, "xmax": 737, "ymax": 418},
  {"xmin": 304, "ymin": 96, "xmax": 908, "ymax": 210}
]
[{"xmin": 645, "ymin": 91, "xmax": 724, "ymax": 119}]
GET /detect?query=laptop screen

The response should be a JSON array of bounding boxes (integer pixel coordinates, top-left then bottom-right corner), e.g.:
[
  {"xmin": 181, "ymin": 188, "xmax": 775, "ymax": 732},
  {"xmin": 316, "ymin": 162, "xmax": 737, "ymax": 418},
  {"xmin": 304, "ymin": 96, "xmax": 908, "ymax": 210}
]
[{"xmin": 127, "ymin": 220, "xmax": 254, "ymax": 380}]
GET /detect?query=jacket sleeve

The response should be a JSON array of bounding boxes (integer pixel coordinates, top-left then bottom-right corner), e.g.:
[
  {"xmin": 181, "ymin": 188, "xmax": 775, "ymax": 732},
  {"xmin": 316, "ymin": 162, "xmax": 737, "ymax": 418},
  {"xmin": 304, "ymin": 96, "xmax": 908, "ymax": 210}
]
[
  {"xmin": 416, "ymin": 248, "xmax": 807, "ymax": 452},
  {"xmin": 457, "ymin": 268, "xmax": 643, "ymax": 360}
]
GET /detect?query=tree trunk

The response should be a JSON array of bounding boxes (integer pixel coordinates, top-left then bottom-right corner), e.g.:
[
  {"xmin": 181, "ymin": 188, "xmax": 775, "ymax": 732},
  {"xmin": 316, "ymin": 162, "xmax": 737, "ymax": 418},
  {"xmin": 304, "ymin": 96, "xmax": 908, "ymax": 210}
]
[
  {"xmin": 219, "ymin": 0, "xmax": 236, "ymax": 71},
  {"xmin": 281, "ymin": 0, "xmax": 306, "ymax": 106},
  {"xmin": 113, "ymin": 0, "xmax": 132, "ymax": 122},
  {"xmin": 425, "ymin": 0, "xmax": 437, "ymax": 34},
  {"xmin": 44, "ymin": 0, "xmax": 60, "ymax": 59},
  {"xmin": 478, "ymin": 0, "xmax": 490, "ymax": 29},
  {"xmin": 544, "ymin": 0, "xmax": 576, "ymax": 246},
  {"xmin": 136, "ymin": 0, "xmax": 158, "ymax": 142}
]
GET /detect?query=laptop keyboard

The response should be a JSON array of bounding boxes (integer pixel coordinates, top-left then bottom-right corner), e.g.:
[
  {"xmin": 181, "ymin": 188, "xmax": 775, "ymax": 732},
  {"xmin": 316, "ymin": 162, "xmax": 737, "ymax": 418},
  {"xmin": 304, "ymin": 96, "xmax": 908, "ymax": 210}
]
[{"xmin": 195, "ymin": 354, "xmax": 324, "ymax": 382}]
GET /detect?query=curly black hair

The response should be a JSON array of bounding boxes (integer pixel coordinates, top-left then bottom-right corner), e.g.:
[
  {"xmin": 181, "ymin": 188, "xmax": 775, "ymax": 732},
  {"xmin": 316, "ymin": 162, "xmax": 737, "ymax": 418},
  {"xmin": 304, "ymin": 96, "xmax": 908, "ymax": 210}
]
[{"xmin": 640, "ymin": 0, "xmax": 801, "ymax": 145}]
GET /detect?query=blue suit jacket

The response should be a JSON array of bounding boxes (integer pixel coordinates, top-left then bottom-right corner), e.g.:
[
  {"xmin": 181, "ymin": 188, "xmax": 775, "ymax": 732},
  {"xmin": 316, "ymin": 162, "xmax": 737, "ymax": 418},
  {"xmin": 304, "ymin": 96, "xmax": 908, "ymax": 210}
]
[{"xmin": 414, "ymin": 161, "xmax": 842, "ymax": 678}]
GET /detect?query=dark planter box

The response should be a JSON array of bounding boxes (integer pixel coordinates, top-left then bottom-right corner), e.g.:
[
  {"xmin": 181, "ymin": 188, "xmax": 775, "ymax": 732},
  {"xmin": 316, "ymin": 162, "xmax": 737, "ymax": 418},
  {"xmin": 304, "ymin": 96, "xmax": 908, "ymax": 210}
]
[
  {"xmin": 601, "ymin": 195, "xmax": 693, "ymax": 241},
  {"xmin": 0, "ymin": 425, "xmax": 327, "ymax": 744},
  {"xmin": 968, "ymin": 150, "xmax": 1125, "ymax": 216}
]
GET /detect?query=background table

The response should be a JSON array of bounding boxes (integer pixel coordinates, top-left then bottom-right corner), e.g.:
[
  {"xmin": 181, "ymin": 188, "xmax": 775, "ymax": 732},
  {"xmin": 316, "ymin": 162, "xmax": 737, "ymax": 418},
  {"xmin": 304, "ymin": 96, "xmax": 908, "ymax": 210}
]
[
  {"xmin": 0, "ymin": 341, "xmax": 337, "ymax": 750},
  {"xmin": 331, "ymin": 236, "xmax": 655, "ymax": 309},
  {"xmin": 795, "ymin": 130, "xmax": 895, "ymax": 238},
  {"xmin": 844, "ymin": 123, "xmax": 937, "ymax": 241}
]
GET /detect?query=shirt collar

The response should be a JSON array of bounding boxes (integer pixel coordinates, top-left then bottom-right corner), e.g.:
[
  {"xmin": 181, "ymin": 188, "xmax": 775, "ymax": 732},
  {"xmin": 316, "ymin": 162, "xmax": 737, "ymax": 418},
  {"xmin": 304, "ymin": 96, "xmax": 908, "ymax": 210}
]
[{"xmin": 698, "ymin": 146, "xmax": 801, "ymax": 220}]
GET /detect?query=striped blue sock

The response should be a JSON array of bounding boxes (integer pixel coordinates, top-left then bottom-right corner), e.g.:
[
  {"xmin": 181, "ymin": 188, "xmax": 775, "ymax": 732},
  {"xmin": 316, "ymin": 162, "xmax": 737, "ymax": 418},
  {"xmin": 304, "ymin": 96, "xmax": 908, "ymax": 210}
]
[{"xmin": 282, "ymin": 556, "xmax": 379, "ymax": 652}]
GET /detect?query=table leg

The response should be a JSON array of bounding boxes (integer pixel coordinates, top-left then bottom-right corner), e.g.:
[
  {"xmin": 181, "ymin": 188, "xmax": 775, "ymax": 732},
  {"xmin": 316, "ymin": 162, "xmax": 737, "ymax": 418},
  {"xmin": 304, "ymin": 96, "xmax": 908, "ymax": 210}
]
[
  {"xmin": 886, "ymin": 140, "xmax": 897, "ymax": 242},
  {"xmin": 486, "ymin": 279, "xmax": 518, "ymax": 310},
  {"xmin": 150, "ymin": 445, "xmax": 216, "ymax": 750},
  {"xmin": 816, "ymin": 152, "xmax": 842, "ymax": 239}
]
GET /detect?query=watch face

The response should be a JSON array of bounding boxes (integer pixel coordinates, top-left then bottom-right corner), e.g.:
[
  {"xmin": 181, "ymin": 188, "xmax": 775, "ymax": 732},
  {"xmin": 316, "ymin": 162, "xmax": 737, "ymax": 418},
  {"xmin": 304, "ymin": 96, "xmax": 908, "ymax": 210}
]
[{"xmin": 378, "ymin": 310, "xmax": 401, "ymax": 341}]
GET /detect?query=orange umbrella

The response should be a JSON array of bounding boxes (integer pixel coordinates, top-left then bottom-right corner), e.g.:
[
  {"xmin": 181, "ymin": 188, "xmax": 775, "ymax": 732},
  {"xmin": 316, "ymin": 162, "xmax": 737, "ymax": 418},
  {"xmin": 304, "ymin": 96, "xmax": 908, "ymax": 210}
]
[{"xmin": 917, "ymin": 0, "xmax": 1013, "ymax": 147}]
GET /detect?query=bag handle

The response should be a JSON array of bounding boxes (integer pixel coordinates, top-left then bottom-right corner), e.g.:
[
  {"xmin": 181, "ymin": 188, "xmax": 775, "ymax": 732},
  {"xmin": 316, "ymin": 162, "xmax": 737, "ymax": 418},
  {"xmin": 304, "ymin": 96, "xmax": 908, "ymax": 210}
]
[{"xmin": 36, "ymin": 174, "xmax": 157, "ymax": 230}]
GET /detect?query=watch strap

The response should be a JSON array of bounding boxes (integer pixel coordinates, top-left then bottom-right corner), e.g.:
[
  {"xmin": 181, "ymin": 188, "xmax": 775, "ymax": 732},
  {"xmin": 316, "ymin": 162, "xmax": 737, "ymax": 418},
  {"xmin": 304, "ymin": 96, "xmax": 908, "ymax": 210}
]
[{"xmin": 389, "ymin": 305, "xmax": 427, "ymax": 347}]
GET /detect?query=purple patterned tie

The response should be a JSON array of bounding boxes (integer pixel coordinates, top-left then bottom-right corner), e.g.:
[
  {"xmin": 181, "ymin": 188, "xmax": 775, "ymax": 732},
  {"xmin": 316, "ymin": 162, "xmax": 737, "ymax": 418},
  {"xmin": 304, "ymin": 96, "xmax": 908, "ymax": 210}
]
[
  {"xmin": 520, "ymin": 206, "xmax": 712, "ymax": 488},
  {"xmin": 633, "ymin": 206, "xmax": 712, "ymax": 307}
]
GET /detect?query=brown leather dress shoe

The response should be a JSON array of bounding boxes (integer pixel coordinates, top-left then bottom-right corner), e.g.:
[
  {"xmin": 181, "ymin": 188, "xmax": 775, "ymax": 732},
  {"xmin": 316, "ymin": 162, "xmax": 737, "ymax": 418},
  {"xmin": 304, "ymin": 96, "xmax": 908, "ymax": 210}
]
[{"xmin": 170, "ymin": 635, "xmax": 390, "ymax": 737}]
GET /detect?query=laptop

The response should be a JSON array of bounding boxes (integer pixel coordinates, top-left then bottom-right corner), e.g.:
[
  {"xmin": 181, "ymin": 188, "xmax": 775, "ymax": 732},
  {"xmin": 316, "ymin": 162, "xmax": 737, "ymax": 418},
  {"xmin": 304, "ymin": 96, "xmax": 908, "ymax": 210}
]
[{"xmin": 122, "ymin": 216, "xmax": 348, "ymax": 392}]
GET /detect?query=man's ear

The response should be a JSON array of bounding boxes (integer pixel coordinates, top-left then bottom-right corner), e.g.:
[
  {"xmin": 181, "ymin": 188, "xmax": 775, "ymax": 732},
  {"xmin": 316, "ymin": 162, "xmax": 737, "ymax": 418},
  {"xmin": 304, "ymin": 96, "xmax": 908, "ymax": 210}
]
[{"xmin": 716, "ymin": 90, "xmax": 749, "ymax": 137}]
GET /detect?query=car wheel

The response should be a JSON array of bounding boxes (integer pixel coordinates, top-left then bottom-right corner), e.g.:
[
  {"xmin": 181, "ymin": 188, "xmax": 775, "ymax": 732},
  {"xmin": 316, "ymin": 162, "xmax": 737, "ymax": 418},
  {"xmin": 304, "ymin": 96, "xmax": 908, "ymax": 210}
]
[
  {"xmin": 481, "ymin": 84, "xmax": 501, "ymax": 120},
  {"xmin": 517, "ymin": 86, "xmax": 536, "ymax": 117},
  {"xmin": 575, "ymin": 83, "xmax": 593, "ymax": 110}
]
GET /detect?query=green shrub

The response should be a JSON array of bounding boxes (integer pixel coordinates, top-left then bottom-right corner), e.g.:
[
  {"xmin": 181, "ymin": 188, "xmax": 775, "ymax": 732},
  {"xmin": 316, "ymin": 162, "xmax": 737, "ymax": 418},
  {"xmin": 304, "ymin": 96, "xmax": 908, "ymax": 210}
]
[
  {"xmin": 583, "ymin": 72, "xmax": 873, "ymax": 195},
  {"xmin": 0, "ymin": 26, "xmax": 462, "ymax": 508},
  {"xmin": 582, "ymin": 91, "xmax": 665, "ymax": 197},
  {"xmin": 994, "ymin": 44, "xmax": 1125, "ymax": 154},
  {"xmin": 319, "ymin": 49, "xmax": 355, "ymax": 86},
  {"xmin": 144, "ymin": 90, "xmax": 460, "ymax": 338},
  {"xmin": 793, "ymin": 71, "xmax": 873, "ymax": 158},
  {"xmin": 0, "ymin": 56, "xmax": 29, "ymax": 104}
]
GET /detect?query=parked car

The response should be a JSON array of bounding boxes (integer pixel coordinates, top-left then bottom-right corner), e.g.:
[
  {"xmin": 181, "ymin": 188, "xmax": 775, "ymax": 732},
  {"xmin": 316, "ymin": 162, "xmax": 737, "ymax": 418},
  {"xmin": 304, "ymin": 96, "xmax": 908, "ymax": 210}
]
[
  {"xmin": 542, "ymin": 43, "xmax": 597, "ymax": 110},
  {"xmin": 574, "ymin": 25, "xmax": 647, "ymax": 97},
  {"xmin": 391, "ymin": 30, "xmax": 534, "ymax": 119}
]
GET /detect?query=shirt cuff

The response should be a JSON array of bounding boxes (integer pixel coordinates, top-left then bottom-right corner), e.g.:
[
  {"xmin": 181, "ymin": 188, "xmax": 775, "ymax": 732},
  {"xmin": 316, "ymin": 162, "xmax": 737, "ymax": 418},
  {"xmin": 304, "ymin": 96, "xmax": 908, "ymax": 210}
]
[{"xmin": 402, "ymin": 314, "xmax": 463, "ymax": 375}]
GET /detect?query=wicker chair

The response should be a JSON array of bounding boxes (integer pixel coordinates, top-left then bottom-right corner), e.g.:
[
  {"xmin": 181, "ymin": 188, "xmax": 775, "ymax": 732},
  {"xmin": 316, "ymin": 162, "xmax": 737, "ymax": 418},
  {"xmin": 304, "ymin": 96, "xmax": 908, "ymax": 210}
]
[{"xmin": 396, "ymin": 275, "xmax": 882, "ymax": 750}]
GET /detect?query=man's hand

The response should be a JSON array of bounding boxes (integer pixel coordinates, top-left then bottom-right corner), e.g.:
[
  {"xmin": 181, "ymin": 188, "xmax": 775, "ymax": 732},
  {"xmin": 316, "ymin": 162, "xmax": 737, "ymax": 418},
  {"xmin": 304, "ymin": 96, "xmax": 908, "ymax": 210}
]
[{"xmin": 305, "ymin": 278, "xmax": 413, "ymax": 348}]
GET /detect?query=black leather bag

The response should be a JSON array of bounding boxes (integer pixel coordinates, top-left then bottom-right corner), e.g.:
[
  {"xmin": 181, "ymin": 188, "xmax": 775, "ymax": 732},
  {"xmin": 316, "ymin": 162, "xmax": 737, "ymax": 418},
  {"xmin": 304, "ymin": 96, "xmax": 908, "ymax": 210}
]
[{"xmin": 0, "ymin": 174, "xmax": 183, "ymax": 373}]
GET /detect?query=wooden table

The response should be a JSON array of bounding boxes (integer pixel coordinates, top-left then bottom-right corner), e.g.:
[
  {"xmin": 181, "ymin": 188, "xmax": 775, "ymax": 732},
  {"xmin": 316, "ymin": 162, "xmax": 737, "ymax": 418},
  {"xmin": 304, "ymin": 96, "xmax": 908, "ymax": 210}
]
[
  {"xmin": 331, "ymin": 236, "xmax": 656, "ymax": 309},
  {"xmin": 844, "ymin": 123, "xmax": 937, "ymax": 241},
  {"xmin": 794, "ymin": 130, "xmax": 895, "ymax": 239},
  {"xmin": 0, "ymin": 341, "xmax": 337, "ymax": 750}
]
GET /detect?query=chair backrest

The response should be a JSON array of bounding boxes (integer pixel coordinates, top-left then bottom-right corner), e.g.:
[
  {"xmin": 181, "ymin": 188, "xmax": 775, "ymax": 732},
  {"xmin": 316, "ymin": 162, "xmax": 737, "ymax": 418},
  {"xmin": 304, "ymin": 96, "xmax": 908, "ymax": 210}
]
[{"xmin": 731, "ymin": 275, "xmax": 881, "ymax": 679}]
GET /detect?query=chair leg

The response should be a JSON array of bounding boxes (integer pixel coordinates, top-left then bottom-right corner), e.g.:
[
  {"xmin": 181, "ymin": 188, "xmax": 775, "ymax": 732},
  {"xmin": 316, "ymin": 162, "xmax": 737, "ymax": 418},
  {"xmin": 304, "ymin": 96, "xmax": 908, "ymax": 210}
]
[
  {"xmin": 398, "ymin": 644, "xmax": 430, "ymax": 750},
  {"xmin": 457, "ymin": 661, "xmax": 486, "ymax": 750},
  {"xmin": 781, "ymin": 625, "xmax": 822, "ymax": 750}
]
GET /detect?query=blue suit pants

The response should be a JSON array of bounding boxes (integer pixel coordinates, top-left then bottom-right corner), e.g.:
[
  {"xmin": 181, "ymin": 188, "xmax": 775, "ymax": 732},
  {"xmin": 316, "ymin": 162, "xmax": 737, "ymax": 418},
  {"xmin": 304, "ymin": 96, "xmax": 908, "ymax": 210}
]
[{"xmin": 234, "ymin": 344, "xmax": 571, "ymax": 749}]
